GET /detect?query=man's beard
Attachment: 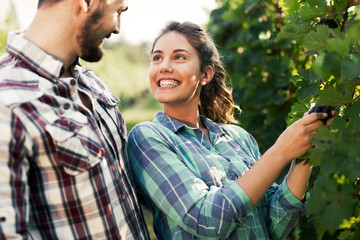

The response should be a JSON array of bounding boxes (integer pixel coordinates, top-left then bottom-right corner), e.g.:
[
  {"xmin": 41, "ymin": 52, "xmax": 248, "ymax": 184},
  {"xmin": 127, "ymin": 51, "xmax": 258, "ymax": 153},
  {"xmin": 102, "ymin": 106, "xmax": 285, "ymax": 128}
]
[{"xmin": 77, "ymin": 7, "xmax": 107, "ymax": 62}]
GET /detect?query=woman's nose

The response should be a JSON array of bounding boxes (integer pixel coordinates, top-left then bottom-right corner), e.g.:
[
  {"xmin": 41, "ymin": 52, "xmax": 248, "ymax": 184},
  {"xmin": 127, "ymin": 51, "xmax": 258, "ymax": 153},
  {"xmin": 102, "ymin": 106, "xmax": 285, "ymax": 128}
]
[{"xmin": 160, "ymin": 61, "xmax": 173, "ymax": 73}]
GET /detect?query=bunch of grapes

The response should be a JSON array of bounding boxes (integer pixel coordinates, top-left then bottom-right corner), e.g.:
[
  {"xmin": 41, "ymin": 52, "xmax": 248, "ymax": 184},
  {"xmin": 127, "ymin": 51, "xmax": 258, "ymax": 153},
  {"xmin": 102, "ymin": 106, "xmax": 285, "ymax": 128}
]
[
  {"xmin": 308, "ymin": 105, "xmax": 334, "ymax": 124},
  {"xmin": 318, "ymin": 18, "xmax": 339, "ymax": 29}
]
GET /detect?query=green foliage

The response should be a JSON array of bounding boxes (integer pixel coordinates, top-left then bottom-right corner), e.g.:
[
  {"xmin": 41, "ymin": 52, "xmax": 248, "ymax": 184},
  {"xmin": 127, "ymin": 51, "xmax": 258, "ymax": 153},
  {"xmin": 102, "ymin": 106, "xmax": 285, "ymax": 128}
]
[
  {"xmin": 82, "ymin": 41, "xmax": 150, "ymax": 104},
  {"xmin": 0, "ymin": 29, "xmax": 7, "ymax": 55},
  {"xmin": 209, "ymin": 0, "xmax": 360, "ymax": 239},
  {"xmin": 0, "ymin": 1, "xmax": 19, "ymax": 55},
  {"xmin": 208, "ymin": 0, "xmax": 309, "ymax": 153},
  {"xmin": 81, "ymin": 42, "xmax": 155, "ymax": 132},
  {"xmin": 277, "ymin": 0, "xmax": 360, "ymax": 238}
]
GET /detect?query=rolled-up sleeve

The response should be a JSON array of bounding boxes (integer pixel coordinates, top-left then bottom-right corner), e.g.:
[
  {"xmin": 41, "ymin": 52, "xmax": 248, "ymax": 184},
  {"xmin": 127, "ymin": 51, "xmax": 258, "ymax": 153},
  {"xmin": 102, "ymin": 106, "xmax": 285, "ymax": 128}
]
[
  {"xmin": 266, "ymin": 177, "xmax": 306, "ymax": 239},
  {"xmin": 127, "ymin": 123, "xmax": 254, "ymax": 238}
]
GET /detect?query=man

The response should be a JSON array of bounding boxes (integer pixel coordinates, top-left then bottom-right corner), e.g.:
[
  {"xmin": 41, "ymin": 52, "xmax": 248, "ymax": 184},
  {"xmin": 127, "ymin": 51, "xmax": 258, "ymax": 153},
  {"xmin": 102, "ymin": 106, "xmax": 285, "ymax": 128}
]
[{"xmin": 0, "ymin": 0, "xmax": 149, "ymax": 239}]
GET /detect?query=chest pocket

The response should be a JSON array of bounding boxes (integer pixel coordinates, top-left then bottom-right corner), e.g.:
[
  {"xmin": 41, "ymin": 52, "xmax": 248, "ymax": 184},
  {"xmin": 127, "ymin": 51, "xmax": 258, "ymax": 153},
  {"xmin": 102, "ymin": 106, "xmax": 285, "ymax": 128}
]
[{"xmin": 45, "ymin": 111, "xmax": 104, "ymax": 176}]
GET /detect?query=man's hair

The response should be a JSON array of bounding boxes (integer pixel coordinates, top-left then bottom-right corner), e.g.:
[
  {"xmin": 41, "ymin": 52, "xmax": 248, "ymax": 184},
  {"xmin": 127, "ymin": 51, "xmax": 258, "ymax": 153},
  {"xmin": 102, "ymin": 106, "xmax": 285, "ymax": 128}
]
[{"xmin": 38, "ymin": 0, "xmax": 65, "ymax": 8}]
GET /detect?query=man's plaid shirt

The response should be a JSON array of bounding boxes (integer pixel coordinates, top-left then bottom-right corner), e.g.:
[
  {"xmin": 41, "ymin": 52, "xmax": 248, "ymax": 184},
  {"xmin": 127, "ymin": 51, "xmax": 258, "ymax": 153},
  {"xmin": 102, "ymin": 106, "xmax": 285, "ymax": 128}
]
[{"xmin": 0, "ymin": 31, "xmax": 149, "ymax": 239}]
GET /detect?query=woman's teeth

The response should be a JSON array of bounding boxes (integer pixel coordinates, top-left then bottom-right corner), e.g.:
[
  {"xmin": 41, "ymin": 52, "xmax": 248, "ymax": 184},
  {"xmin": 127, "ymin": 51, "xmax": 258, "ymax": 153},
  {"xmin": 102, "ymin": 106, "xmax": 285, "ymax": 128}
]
[{"xmin": 159, "ymin": 80, "xmax": 179, "ymax": 87}]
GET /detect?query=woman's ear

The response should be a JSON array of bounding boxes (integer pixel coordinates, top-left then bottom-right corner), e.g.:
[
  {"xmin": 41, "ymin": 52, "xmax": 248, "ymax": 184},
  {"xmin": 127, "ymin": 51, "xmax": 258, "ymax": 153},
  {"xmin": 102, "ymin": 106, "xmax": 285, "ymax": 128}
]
[{"xmin": 201, "ymin": 66, "xmax": 214, "ymax": 86}]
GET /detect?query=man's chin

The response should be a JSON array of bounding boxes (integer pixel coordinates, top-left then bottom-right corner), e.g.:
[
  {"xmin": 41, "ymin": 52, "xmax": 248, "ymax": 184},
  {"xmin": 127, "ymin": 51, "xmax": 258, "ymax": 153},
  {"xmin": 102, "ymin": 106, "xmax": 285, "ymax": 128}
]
[{"xmin": 80, "ymin": 49, "xmax": 104, "ymax": 63}]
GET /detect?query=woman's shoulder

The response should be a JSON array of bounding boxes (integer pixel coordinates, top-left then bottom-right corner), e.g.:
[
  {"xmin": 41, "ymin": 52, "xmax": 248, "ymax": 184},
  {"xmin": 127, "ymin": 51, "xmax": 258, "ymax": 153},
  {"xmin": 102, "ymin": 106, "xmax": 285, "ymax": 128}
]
[
  {"xmin": 219, "ymin": 123, "xmax": 252, "ymax": 139},
  {"xmin": 128, "ymin": 120, "xmax": 172, "ymax": 139},
  {"xmin": 219, "ymin": 123, "xmax": 258, "ymax": 147},
  {"xmin": 218, "ymin": 123, "xmax": 261, "ymax": 159}
]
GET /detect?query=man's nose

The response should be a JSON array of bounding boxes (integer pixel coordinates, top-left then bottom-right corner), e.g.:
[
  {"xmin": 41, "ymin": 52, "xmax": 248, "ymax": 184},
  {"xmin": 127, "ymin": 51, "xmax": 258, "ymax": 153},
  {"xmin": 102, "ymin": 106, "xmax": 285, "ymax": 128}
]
[{"xmin": 113, "ymin": 16, "xmax": 120, "ymax": 34}]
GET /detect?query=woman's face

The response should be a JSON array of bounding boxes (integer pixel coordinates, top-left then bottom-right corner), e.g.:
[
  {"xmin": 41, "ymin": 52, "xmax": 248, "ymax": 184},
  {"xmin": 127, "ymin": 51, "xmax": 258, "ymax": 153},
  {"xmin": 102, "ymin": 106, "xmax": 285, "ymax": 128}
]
[{"xmin": 149, "ymin": 32, "xmax": 205, "ymax": 109}]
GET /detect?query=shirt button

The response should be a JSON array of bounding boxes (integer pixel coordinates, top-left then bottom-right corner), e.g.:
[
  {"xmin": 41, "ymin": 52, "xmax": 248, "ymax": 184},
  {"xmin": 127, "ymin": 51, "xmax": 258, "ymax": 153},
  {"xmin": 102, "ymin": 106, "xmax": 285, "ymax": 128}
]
[
  {"xmin": 70, "ymin": 79, "xmax": 77, "ymax": 86},
  {"xmin": 69, "ymin": 122, "xmax": 76, "ymax": 130},
  {"xmin": 63, "ymin": 103, "xmax": 71, "ymax": 110}
]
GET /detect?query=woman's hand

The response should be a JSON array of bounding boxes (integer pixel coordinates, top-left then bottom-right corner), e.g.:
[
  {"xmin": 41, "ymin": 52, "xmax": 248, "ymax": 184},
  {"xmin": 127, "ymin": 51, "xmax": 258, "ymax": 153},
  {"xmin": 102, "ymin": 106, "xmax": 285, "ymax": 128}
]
[
  {"xmin": 236, "ymin": 109, "xmax": 336, "ymax": 206},
  {"xmin": 271, "ymin": 112, "xmax": 327, "ymax": 163}
]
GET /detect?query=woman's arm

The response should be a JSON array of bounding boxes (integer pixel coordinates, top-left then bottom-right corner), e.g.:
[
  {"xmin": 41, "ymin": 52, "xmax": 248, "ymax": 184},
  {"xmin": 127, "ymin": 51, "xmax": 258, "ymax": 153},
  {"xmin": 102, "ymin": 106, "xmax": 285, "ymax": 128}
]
[{"xmin": 236, "ymin": 112, "xmax": 326, "ymax": 206}]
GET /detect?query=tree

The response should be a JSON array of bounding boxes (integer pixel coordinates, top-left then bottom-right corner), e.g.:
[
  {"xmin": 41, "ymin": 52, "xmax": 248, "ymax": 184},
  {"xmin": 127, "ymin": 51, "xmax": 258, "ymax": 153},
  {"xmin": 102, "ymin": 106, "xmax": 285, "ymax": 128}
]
[
  {"xmin": 208, "ymin": 0, "xmax": 360, "ymax": 239},
  {"xmin": 278, "ymin": 0, "xmax": 360, "ymax": 239},
  {"xmin": 207, "ymin": 0, "xmax": 308, "ymax": 153}
]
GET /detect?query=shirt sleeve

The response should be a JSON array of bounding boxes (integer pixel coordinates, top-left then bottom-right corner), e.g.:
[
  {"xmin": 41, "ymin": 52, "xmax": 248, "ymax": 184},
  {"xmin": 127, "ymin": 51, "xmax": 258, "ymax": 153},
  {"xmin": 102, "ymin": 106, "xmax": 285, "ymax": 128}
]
[
  {"xmin": 222, "ymin": 124, "xmax": 305, "ymax": 239},
  {"xmin": 0, "ymin": 103, "xmax": 30, "ymax": 239},
  {"xmin": 265, "ymin": 177, "xmax": 306, "ymax": 239},
  {"xmin": 127, "ymin": 123, "xmax": 254, "ymax": 239}
]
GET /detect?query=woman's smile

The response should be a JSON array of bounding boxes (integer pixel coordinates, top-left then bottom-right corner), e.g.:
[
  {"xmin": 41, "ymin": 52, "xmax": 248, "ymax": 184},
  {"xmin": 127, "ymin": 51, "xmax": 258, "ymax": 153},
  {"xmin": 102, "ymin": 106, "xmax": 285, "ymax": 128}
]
[{"xmin": 158, "ymin": 79, "xmax": 181, "ymax": 88}]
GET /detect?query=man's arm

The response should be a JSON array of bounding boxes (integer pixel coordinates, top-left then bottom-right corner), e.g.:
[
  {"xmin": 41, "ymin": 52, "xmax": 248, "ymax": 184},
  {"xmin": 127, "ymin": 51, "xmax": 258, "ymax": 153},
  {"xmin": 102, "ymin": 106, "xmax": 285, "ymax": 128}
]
[{"xmin": 0, "ymin": 103, "xmax": 30, "ymax": 239}]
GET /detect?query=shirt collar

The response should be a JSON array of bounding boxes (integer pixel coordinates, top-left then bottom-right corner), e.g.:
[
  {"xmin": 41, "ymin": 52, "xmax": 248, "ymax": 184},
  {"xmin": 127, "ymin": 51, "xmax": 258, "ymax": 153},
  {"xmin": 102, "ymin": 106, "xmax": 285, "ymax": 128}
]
[
  {"xmin": 153, "ymin": 112, "xmax": 225, "ymax": 137},
  {"xmin": 6, "ymin": 31, "xmax": 120, "ymax": 107},
  {"xmin": 6, "ymin": 30, "xmax": 64, "ymax": 82}
]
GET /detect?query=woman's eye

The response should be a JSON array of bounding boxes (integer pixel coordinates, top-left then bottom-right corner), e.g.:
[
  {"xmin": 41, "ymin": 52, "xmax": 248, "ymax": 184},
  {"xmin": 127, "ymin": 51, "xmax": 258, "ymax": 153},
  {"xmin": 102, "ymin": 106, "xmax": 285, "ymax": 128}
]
[
  {"xmin": 174, "ymin": 55, "xmax": 186, "ymax": 60},
  {"xmin": 152, "ymin": 55, "xmax": 162, "ymax": 62}
]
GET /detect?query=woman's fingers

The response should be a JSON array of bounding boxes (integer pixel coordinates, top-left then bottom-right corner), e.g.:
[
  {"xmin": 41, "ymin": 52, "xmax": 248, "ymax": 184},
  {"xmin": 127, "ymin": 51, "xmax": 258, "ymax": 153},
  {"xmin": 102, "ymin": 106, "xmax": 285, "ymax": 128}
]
[
  {"xmin": 324, "ymin": 110, "xmax": 337, "ymax": 127},
  {"xmin": 300, "ymin": 112, "xmax": 328, "ymax": 126}
]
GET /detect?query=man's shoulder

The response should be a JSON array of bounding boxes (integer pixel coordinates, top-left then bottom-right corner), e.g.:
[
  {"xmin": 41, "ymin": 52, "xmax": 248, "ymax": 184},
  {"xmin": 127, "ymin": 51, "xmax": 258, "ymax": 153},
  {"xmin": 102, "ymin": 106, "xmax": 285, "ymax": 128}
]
[
  {"xmin": 0, "ymin": 55, "xmax": 42, "ymax": 107},
  {"xmin": 75, "ymin": 64, "xmax": 120, "ymax": 106},
  {"xmin": 75, "ymin": 64, "xmax": 106, "ymax": 89}
]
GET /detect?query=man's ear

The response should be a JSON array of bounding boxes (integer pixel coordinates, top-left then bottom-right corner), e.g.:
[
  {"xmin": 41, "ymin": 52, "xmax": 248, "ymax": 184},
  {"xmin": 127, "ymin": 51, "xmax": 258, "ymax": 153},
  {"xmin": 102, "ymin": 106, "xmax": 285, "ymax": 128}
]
[{"xmin": 79, "ymin": 0, "xmax": 93, "ymax": 12}]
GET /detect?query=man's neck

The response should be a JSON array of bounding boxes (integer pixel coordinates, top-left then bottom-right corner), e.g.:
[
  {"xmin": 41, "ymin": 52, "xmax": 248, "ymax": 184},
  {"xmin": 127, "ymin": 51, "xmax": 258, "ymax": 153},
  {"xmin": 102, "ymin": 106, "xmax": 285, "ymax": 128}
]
[{"xmin": 24, "ymin": 3, "xmax": 78, "ymax": 75}]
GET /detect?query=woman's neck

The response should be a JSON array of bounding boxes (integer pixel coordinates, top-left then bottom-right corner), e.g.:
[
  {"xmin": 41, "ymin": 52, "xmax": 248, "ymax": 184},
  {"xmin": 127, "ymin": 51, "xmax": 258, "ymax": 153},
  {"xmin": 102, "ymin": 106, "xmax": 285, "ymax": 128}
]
[
  {"xmin": 164, "ymin": 105, "xmax": 210, "ymax": 140},
  {"xmin": 163, "ymin": 106, "xmax": 209, "ymax": 132},
  {"xmin": 163, "ymin": 105, "xmax": 203, "ymax": 129}
]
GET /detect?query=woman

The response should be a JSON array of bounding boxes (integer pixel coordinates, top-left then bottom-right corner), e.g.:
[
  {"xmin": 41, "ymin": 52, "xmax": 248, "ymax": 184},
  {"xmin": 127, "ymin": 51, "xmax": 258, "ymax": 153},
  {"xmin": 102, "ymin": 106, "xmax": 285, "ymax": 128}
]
[{"xmin": 127, "ymin": 21, "xmax": 332, "ymax": 239}]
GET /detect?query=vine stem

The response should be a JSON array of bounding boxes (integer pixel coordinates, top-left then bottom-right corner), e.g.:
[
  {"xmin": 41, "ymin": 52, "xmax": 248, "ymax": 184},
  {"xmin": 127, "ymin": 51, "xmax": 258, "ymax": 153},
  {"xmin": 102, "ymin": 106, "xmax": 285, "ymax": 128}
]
[
  {"xmin": 320, "ymin": 79, "xmax": 329, "ymax": 89},
  {"xmin": 341, "ymin": 3, "xmax": 350, "ymax": 31},
  {"xmin": 308, "ymin": 166, "xmax": 321, "ymax": 192}
]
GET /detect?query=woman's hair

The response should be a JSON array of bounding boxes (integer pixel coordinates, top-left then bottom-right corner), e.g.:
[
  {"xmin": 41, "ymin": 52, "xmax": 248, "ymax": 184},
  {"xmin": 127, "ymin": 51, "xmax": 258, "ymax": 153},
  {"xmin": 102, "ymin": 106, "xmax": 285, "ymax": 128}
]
[{"xmin": 151, "ymin": 21, "xmax": 240, "ymax": 124}]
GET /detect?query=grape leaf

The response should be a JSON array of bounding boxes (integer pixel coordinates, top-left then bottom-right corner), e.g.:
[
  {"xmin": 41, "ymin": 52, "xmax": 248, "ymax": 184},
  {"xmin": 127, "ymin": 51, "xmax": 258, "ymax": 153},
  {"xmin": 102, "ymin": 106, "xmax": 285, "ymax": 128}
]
[
  {"xmin": 308, "ymin": 140, "xmax": 328, "ymax": 166},
  {"xmin": 316, "ymin": 86, "xmax": 353, "ymax": 106},
  {"xmin": 299, "ymin": 5, "xmax": 324, "ymax": 21},
  {"xmin": 312, "ymin": 125, "xmax": 336, "ymax": 141},
  {"xmin": 296, "ymin": 80, "xmax": 320, "ymax": 100},
  {"xmin": 348, "ymin": 22, "xmax": 360, "ymax": 44},
  {"xmin": 302, "ymin": 25, "xmax": 329, "ymax": 52},
  {"xmin": 277, "ymin": 23, "xmax": 309, "ymax": 39},
  {"xmin": 341, "ymin": 56, "xmax": 360, "ymax": 81},
  {"xmin": 327, "ymin": 38, "xmax": 350, "ymax": 57},
  {"xmin": 307, "ymin": 0, "xmax": 327, "ymax": 7},
  {"xmin": 344, "ymin": 99, "xmax": 360, "ymax": 130},
  {"xmin": 286, "ymin": 99, "xmax": 310, "ymax": 125},
  {"xmin": 279, "ymin": 0, "xmax": 300, "ymax": 15}
]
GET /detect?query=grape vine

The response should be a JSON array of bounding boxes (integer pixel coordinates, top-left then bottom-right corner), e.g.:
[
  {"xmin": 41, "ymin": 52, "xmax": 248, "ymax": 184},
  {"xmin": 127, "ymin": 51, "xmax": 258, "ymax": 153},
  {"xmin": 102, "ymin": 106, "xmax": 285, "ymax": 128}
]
[
  {"xmin": 208, "ymin": 0, "xmax": 360, "ymax": 239},
  {"xmin": 278, "ymin": 0, "xmax": 360, "ymax": 239}
]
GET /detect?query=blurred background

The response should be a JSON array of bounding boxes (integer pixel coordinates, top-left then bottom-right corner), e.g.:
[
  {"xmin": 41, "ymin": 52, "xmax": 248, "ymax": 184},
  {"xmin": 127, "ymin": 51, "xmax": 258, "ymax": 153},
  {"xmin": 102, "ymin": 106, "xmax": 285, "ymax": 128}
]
[
  {"xmin": 3, "ymin": 0, "xmax": 356, "ymax": 239},
  {"xmin": 0, "ymin": 0, "xmax": 219, "ymax": 132},
  {"xmin": 0, "ymin": 1, "xmax": 218, "ymax": 239}
]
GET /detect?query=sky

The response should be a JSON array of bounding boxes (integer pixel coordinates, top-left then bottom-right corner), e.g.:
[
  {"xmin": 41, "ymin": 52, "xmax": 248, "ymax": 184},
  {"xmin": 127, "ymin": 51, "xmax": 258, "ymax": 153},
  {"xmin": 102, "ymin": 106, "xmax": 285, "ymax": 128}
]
[{"xmin": 0, "ymin": 0, "xmax": 220, "ymax": 44}]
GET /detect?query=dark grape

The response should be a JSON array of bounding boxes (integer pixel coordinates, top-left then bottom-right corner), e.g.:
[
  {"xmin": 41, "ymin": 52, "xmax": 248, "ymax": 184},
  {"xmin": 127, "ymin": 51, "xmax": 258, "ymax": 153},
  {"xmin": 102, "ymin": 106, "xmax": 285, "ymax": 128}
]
[
  {"xmin": 308, "ymin": 105, "xmax": 333, "ymax": 124},
  {"xmin": 318, "ymin": 18, "xmax": 338, "ymax": 29}
]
